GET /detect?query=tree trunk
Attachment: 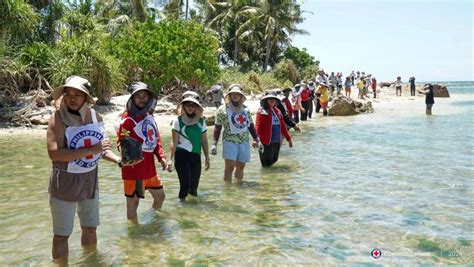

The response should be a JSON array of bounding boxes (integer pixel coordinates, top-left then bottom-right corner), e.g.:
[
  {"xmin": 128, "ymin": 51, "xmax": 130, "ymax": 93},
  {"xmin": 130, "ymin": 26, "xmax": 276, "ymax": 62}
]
[
  {"xmin": 185, "ymin": 0, "xmax": 189, "ymax": 20},
  {"xmin": 233, "ymin": 36, "xmax": 239, "ymax": 66},
  {"xmin": 263, "ymin": 35, "xmax": 272, "ymax": 71}
]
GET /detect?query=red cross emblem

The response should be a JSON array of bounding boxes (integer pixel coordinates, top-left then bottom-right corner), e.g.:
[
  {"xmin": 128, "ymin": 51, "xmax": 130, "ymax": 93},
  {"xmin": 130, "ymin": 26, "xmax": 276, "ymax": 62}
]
[
  {"xmin": 236, "ymin": 114, "xmax": 246, "ymax": 125},
  {"xmin": 371, "ymin": 248, "xmax": 382, "ymax": 259},
  {"xmin": 83, "ymin": 138, "xmax": 93, "ymax": 159},
  {"xmin": 147, "ymin": 128, "xmax": 154, "ymax": 141}
]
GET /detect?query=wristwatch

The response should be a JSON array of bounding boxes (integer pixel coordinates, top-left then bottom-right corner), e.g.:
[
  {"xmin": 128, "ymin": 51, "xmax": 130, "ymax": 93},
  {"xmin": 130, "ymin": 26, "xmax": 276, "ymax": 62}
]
[{"xmin": 117, "ymin": 160, "xmax": 122, "ymax": 168}]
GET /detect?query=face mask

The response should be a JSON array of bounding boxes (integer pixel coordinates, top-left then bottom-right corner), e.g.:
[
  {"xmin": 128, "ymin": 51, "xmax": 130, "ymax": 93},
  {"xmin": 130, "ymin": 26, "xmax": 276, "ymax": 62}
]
[
  {"xmin": 231, "ymin": 100, "xmax": 240, "ymax": 107},
  {"xmin": 67, "ymin": 107, "xmax": 81, "ymax": 116},
  {"xmin": 186, "ymin": 112, "xmax": 196, "ymax": 118}
]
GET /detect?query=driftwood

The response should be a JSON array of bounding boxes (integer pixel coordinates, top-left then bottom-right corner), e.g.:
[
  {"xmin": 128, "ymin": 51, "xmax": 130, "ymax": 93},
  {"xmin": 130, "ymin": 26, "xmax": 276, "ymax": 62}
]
[{"xmin": 10, "ymin": 74, "xmax": 51, "ymax": 126}]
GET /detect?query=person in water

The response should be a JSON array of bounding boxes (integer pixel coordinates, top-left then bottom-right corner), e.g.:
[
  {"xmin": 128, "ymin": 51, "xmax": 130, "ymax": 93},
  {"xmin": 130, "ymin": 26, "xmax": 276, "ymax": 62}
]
[
  {"xmin": 278, "ymin": 88, "xmax": 301, "ymax": 132},
  {"xmin": 117, "ymin": 82, "xmax": 169, "ymax": 221},
  {"xmin": 316, "ymin": 81, "xmax": 330, "ymax": 116},
  {"xmin": 255, "ymin": 91, "xmax": 293, "ymax": 167},
  {"xmin": 418, "ymin": 83, "xmax": 435, "ymax": 115},
  {"xmin": 211, "ymin": 84, "xmax": 260, "ymax": 182},
  {"xmin": 47, "ymin": 75, "xmax": 121, "ymax": 261},
  {"xmin": 169, "ymin": 91, "xmax": 210, "ymax": 199}
]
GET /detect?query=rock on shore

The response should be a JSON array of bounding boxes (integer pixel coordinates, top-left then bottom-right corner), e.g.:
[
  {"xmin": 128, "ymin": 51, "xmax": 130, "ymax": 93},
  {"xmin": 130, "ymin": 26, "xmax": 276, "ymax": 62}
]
[{"xmin": 328, "ymin": 97, "xmax": 374, "ymax": 116}]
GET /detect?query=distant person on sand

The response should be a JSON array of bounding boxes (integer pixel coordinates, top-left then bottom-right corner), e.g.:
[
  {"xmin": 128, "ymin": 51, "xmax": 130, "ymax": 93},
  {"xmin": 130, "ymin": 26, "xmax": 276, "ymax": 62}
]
[
  {"xmin": 344, "ymin": 76, "xmax": 352, "ymax": 98},
  {"xmin": 117, "ymin": 82, "xmax": 169, "ymax": 220},
  {"xmin": 418, "ymin": 83, "xmax": 435, "ymax": 115},
  {"xmin": 350, "ymin": 70, "xmax": 355, "ymax": 86},
  {"xmin": 329, "ymin": 72, "xmax": 336, "ymax": 96},
  {"xmin": 255, "ymin": 91, "xmax": 293, "ymax": 167},
  {"xmin": 169, "ymin": 91, "xmax": 210, "ymax": 200},
  {"xmin": 357, "ymin": 77, "xmax": 364, "ymax": 99},
  {"xmin": 371, "ymin": 77, "xmax": 377, "ymax": 98},
  {"xmin": 316, "ymin": 81, "xmax": 330, "ymax": 116},
  {"xmin": 47, "ymin": 76, "xmax": 121, "ymax": 261},
  {"xmin": 336, "ymin": 72, "xmax": 343, "ymax": 96},
  {"xmin": 316, "ymin": 69, "xmax": 328, "ymax": 85},
  {"xmin": 409, "ymin": 76, "xmax": 416, "ymax": 96},
  {"xmin": 209, "ymin": 82, "xmax": 224, "ymax": 108},
  {"xmin": 394, "ymin": 76, "xmax": 403, "ymax": 96},
  {"xmin": 211, "ymin": 84, "xmax": 260, "ymax": 182}
]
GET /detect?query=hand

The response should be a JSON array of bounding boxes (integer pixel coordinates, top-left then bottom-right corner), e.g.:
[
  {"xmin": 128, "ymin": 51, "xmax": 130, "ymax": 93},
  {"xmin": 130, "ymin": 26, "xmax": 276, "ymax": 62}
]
[
  {"xmin": 160, "ymin": 160, "xmax": 167, "ymax": 171},
  {"xmin": 288, "ymin": 140, "xmax": 293, "ymax": 148},
  {"xmin": 166, "ymin": 160, "xmax": 173, "ymax": 172},
  {"xmin": 252, "ymin": 140, "xmax": 258, "ymax": 148},
  {"xmin": 258, "ymin": 143, "xmax": 264, "ymax": 153},
  {"xmin": 293, "ymin": 125, "xmax": 301, "ymax": 132},
  {"xmin": 210, "ymin": 144, "xmax": 217, "ymax": 155},
  {"xmin": 204, "ymin": 157, "xmax": 210, "ymax": 171},
  {"xmin": 121, "ymin": 159, "xmax": 143, "ymax": 167},
  {"xmin": 301, "ymin": 108, "xmax": 306, "ymax": 113},
  {"xmin": 91, "ymin": 139, "xmax": 110, "ymax": 154}
]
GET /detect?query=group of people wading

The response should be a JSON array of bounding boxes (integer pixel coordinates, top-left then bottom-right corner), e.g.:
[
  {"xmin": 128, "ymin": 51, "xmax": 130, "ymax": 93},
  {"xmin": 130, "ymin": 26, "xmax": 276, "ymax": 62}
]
[{"xmin": 44, "ymin": 72, "xmax": 374, "ymax": 261}]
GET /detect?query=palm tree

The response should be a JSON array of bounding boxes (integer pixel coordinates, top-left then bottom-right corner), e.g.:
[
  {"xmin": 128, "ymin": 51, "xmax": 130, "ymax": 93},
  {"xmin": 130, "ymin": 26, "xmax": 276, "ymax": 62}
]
[
  {"xmin": 198, "ymin": 0, "xmax": 257, "ymax": 66},
  {"xmin": 253, "ymin": 0, "xmax": 307, "ymax": 71}
]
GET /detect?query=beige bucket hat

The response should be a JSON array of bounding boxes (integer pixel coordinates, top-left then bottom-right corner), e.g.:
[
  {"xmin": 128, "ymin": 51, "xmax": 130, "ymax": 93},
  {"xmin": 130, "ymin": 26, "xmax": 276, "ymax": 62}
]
[{"xmin": 52, "ymin": 75, "xmax": 94, "ymax": 103}]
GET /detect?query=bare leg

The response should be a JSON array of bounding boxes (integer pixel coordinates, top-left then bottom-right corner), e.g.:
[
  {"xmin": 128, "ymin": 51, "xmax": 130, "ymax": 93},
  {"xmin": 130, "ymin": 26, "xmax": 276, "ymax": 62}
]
[
  {"xmin": 224, "ymin": 159, "xmax": 236, "ymax": 182},
  {"xmin": 126, "ymin": 196, "xmax": 140, "ymax": 221},
  {"xmin": 148, "ymin": 188, "xmax": 165, "ymax": 210},
  {"xmin": 52, "ymin": 234, "xmax": 69, "ymax": 260},
  {"xmin": 234, "ymin": 161, "xmax": 246, "ymax": 183},
  {"xmin": 81, "ymin": 226, "xmax": 97, "ymax": 247}
]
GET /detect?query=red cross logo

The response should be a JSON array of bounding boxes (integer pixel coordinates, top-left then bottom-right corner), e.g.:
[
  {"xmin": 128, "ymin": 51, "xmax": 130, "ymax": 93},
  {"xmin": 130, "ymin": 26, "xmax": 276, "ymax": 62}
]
[
  {"xmin": 83, "ymin": 138, "xmax": 93, "ymax": 159},
  {"xmin": 371, "ymin": 248, "xmax": 382, "ymax": 259},
  {"xmin": 147, "ymin": 128, "xmax": 154, "ymax": 141},
  {"xmin": 236, "ymin": 114, "xmax": 246, "ymax": 125}
]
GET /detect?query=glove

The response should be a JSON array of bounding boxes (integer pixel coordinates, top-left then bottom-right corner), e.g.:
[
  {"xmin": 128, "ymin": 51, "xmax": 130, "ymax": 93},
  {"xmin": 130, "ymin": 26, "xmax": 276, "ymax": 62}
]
[{"xmin": 210, "ymin": 144, "xmax": 217, "ymax": 155}]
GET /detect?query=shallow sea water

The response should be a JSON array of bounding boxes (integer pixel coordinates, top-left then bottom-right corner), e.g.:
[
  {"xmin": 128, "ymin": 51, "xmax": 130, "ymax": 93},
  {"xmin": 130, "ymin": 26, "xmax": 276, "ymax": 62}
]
[{"xmin": 0, "ymin": 81, "xmax": 472, "ymax": 265}]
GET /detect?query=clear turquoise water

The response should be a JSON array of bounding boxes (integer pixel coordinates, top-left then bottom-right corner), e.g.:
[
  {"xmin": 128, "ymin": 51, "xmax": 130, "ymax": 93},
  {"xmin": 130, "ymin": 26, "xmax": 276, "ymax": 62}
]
[{"xmin": 0, "ymin": 81, "xmax": 472, "ymax": 265}]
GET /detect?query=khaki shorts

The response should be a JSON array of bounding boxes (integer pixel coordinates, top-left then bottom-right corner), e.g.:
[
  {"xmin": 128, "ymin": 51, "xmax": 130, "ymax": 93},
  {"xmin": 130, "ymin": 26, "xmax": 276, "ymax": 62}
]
[{"xmin": 49, "ymin": 191, "xmax": 99, "ymax": 236}]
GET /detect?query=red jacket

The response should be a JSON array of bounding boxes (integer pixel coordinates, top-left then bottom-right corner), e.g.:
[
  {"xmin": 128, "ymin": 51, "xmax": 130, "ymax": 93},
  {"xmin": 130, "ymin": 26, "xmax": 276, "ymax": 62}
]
[
  {"xmin": 282, "ymin": 98, "xmax": 293, "ymax": 115},
  {"xmin": 255, "ymin": 107, "xmax": 291, "ymax": 145},
  {"xmin": 300, "ymin": 87, "xmax": 311, "ymax": 101},
  {"xmin": 118, "ymin": 112, "xmax": 166, "ymax": 180}
]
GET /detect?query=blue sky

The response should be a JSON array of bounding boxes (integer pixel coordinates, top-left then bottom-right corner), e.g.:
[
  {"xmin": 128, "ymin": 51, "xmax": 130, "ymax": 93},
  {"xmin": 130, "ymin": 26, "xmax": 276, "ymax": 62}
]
[{"xmin": 291, "ymin": 0, "xmax": 473, "ymax": 82}]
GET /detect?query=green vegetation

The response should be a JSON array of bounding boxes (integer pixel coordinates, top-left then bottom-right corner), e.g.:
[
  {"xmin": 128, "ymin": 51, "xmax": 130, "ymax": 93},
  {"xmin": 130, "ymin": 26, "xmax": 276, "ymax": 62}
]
[{"xmin": 1, "ymin": 0, "xmax": 318, "ymax": 112}]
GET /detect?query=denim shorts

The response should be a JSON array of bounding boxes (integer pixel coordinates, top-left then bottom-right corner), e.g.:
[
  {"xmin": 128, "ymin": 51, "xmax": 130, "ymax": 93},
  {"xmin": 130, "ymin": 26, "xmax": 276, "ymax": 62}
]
[
  {"xmin": 222, "ymin": 140, "xmax": 251, "ymax": 163},
  {"xmin": 50, "ymin": 190, "xmax": 99, "ymax": 236}
]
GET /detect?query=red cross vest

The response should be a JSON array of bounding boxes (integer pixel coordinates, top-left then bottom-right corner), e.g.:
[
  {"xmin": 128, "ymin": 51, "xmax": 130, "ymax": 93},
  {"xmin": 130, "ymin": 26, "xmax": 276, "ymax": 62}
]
[
  {"xmin": 64, "ymin": 109, "xmax": 107, "ymax": 174},
  {"xmin": 226, "ymin": 106, "xmax": 250, "ymax": 134},
  {"xmin": 124, "ymin": 114, "xmax": 159, "ymax": 153}
]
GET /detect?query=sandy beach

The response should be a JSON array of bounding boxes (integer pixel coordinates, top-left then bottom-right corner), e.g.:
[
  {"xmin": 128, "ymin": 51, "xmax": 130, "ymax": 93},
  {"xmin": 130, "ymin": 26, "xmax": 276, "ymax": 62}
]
[{"xmin": 0, "ymin": 85, "xmax": 459, "ymax": 139}]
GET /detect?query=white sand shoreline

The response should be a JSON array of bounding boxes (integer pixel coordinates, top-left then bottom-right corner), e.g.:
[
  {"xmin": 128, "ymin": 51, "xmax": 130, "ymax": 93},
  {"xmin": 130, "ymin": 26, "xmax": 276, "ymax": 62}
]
[{"xmin": 0, "ymin": 90, "xmax": 470, "ymax": 138}]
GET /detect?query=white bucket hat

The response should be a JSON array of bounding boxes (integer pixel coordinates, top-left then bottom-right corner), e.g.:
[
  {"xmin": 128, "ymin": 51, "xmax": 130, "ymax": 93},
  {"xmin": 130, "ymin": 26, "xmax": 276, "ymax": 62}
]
[
  {"xmin": 225, "ymin": 84, "xmax": 246, "ymax": 103},
  {"xmin": 52, "ymin": 75, "xmax": 94, "ymax": 103}
]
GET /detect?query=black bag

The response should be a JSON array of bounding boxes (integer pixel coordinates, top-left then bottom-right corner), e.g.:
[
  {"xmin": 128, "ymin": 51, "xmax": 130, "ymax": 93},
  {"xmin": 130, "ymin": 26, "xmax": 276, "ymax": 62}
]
[{"xmin": 120, "ymin": 137, "xmax": 143, "ymax": 164}]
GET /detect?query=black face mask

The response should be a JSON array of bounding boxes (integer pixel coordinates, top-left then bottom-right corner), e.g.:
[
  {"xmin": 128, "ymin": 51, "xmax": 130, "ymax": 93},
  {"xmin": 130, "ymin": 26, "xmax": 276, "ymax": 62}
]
[
  {"xmin": 186, "ymin": 112, "xmax": 196, "ymax": 118},
  {"xmin": 67, "ymin": 107, "xmax": 80, "ymax": 116},
  {"xmin": 231, "ymin": 100, "xmax": 240, "ymax": 107}
]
